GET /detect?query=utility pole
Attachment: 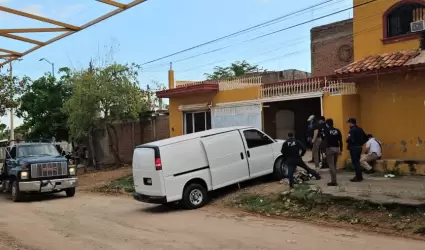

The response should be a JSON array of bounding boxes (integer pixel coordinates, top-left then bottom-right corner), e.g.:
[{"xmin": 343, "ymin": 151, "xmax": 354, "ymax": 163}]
[{"xmin": 9, "ymin": 61, "xmax": 14, "ymax": 144}]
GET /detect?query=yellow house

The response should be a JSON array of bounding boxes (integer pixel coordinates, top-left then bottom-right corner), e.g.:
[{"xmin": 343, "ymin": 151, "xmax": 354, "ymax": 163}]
[{"xmin": 157, "ymin": 0, "xmax": 425, "ymax": 174}]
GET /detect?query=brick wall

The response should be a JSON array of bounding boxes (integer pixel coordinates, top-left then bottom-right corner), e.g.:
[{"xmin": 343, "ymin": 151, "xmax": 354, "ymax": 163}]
[
  {"xmin": 93, "ymin": 115, "xmax": 170, "ymax": 165},
  {"xmin": 311, "ymin": 19, "xmax": 353, "ymax": 77}
]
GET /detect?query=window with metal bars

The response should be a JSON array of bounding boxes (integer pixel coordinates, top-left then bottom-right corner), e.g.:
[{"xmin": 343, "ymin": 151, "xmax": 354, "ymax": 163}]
[{"xmin": 386, "ymin": 3, "xmax": 425, "ymax": 38}]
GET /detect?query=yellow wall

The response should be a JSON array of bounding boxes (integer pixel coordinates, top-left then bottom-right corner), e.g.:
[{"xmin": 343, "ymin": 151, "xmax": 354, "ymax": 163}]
[
  {"xmin": 357, "ymin": 73, "xmax": 425, "ymax": 159},
  {"xmin": 323, "ymin": 94, "xmax": 361, "ymax": 166},
  {"xmin": 354, "ymin": 0, "xmax": 421, "ymax": 60},
  {"xmin": 168, "ymin": 93, "xmax": 216, "ymax": 137},
  {"xmin": 168, "ymin": 86, "xmax": 261, "ymax": 137}
]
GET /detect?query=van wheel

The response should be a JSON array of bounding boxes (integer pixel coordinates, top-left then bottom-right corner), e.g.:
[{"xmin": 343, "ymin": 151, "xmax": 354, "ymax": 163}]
[
  {"xmin": 182, "ymin": 183, "xmax": 208, "ymax": 209},
  {"xmin": 273, "ymin": 157, "xmax": 288, "ymax": 180},
  {"xmin": 11, "ymin": 181, "xmax": 22, "ymax": 202}
]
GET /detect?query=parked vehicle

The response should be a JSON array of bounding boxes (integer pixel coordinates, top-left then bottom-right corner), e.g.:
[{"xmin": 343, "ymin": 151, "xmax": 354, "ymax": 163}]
[
  {"xmin": 132, "ymin": 126, "xmax": 285, "ymax": 209},
  {"xmin": 0, "ymin": 141, "xmax": 78, "ymax": 202}
]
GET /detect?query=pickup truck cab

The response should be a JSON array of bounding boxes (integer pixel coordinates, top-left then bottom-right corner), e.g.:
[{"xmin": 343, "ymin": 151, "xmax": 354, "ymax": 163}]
[
  {"xmin": 132, "ymin": 126, "xmax": 285, "ymax": 209},
  {"xmin": 0, "ymin": 142, "xmax": 78, "ymax": 202}
]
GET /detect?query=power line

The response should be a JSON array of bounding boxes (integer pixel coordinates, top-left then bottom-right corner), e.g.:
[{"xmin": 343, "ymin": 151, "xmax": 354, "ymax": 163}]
[
  {"xmin": 175, "ymin": 24, "xmax": 382, "ymax": 78},
  {"xmin": 140, "ymin": 0, "xmax": 340, "ymax": 66},
  {"xmin": 142, "ymin": 0, "xmax": 377, "ymax": 72}
]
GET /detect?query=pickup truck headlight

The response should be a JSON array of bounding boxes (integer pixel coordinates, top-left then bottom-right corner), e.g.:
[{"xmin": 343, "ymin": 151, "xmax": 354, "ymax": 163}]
[
  {"xmin": 20, "ymin": 171, "xmax": 29, "ymax": 180},
  {"xmin": 69, "ymin": 167, "xmax": 76, "ymax": 175}
]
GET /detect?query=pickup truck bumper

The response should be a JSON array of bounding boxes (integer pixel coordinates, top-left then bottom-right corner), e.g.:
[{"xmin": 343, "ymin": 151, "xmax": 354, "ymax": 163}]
[{"xmin": 19, "ymin": 178, "xmax": 78, "ymax": 192}]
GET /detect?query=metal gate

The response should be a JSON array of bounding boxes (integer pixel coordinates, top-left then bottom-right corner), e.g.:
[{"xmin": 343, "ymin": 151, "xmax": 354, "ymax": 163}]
[{"xmin": 211, "ymin": 104, "xmax": 262, "ymax": 130}]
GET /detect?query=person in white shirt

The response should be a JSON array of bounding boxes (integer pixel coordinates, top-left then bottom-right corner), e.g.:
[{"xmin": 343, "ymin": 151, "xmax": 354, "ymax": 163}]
[{"xmin": 360, "ymin": 134, "xmax": 382, "ymax": 173}]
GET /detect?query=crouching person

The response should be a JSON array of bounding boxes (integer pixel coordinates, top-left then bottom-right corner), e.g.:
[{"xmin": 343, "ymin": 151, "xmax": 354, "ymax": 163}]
[
  {"xmin": 281, "ymin": 132, "xmax": 321, "ymax": 188},
  {"xmin": 360, "ymin": 134, "xmax": 382, "ymax": 174}
]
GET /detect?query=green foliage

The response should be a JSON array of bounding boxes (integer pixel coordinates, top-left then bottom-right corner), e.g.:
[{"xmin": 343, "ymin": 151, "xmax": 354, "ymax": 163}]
[
  {"xmin": 17, "ymin": 67, "xmax": 72, "ymax": 141},
  {"xmin": 205, "ymin": 60, "xmax": 261, "ymax": 80},
  {"xmin": 64, "ymin": 63, "xmax": 147, "ymax": 141},
  {"xmin": 0, "ymin": 70, "xmax": 25, "ymax": 117}
]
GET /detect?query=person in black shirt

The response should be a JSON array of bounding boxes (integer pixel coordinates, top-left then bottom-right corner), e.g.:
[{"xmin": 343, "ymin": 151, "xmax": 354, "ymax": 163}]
[
  {"xmin": 324, "ymin": 119, "xmax": 343, "ymax": 186},
  {"xmin": 312, "ymin": 116, "xmax": 326, "ymax": 169},
  {"xmin": 281, "ymin": 132, "xmax": 321, "ymax": 188},
  {"xmin": 346, "ymin": 117, "xmax": 367, "ymax": 182}
]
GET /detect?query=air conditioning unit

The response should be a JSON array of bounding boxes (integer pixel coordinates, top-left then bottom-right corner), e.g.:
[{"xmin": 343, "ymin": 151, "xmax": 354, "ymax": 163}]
[{"xmin": 411, "ymin": 20, "xmax": 425, "ymax": 33}]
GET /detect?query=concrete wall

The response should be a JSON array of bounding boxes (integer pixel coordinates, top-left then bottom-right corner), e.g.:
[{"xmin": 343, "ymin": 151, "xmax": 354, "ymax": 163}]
[
  {"xmin": 311, "ymin": 19, "xmax": 354, "ymax": 76},
  {"xmin": 93, "ymin": 116, "xmax": 170, "ymax": 164},
  {"xmin": 357, "ymin": 73, "xmax": 425, "ymax": 160}
]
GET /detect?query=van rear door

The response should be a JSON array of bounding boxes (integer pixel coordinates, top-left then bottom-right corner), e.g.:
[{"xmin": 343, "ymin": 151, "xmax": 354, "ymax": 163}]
[
  {"xmin": 201, "ymin": 130, "xmax": 250, "ymax": 190},
  {"xmin": 132, "ymin": 146, "xmax": 166, "ymax": 196}
]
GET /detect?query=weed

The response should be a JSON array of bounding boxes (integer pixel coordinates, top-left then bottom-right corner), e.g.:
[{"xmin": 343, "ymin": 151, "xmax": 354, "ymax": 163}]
[
  {"xmin": 414, "ymin": 225, "xmax": 425, "ymax": 235},
  {"xmin": 96, "ymin": 175, "xmax": 134, "ymax": 193}
]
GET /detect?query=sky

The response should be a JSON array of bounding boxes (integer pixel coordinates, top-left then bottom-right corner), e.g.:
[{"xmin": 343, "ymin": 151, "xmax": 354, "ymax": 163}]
[{"xmin": 0, "ymin": 0, "xmax": 354, "ymax": 128}]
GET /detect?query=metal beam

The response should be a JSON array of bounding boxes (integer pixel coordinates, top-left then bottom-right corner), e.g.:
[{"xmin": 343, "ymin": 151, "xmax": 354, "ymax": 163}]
[
  {"xmin": 0, "ymin": 0, "xmax": 147, "ymax": 67},
  {"xmin": 0, "ymin": 28, "xmax": 70, "ymax": 34},
  {"xmin": 0, "ymin": 54, "xmax": 14, "ymax": 59},
  {"xmin": 0, "ymin": 6, "xmax": 80, "ymax": 31},
  {"xmin": 0, "ymin": 34, "xmax": 45, "ymax": 45},
  {"xmin": 96, "ymin": 0, "xmax": 126, "ymax": 8}
]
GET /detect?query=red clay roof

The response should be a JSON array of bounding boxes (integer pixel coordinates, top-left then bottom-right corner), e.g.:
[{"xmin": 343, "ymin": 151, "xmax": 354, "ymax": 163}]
[
  {"xmin": 335, "ymin": 50, "xmax": 420, "ymax": 75},
  {"xmin": 156, "ymin": 83, "xmax": 218, "ymax": 98}
]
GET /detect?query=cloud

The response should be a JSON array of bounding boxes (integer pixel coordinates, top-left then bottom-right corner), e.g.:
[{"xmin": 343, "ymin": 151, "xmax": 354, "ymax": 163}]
[{"xmin": 22, "ymin": 4, "xmax": 44, "ymax": 16}]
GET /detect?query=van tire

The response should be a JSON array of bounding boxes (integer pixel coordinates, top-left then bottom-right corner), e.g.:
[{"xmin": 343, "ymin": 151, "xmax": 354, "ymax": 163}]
[
  {"xmin": 273, "ymin": 157, "xmax": 288, "ymax": 180},
  {"xmin": 182, "ymin": 183, "xmax": 208, "ymax": 209}
]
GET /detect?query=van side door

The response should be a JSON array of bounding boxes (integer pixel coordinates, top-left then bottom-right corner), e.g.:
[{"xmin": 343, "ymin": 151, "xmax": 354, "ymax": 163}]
[
  {"xmin": 201, "ymin": 130, "xmax": 250, "ymax": 190},
  {"xmin": 240, "ymin": 129, "xmax": 275, "ymax": 178}
]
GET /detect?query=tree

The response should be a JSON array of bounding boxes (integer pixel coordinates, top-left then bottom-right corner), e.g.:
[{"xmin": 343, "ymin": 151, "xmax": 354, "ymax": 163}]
[
  {"xmin": 17, "ymin": 68, "xmax": 72, "ymax": 141},
  {"xmin": 64, "ymin": 62, "xmax": 148, "ymax": 167},
  {"xmin": 0, "ymin": 70, "xmax": 24, "ymax": 117},
  {"xmin": 0, "ymin": 123, "xmax": 6, "ymax": 140},
  {"xmin": 204, "ymin": 60, "xmax": 260, "ymax": 80}
]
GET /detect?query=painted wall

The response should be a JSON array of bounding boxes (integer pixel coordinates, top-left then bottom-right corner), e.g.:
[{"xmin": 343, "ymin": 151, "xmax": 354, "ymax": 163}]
[
  {"xmin": 322, "ymin": 93, "xmax": 361, "ymax": 166},
  {"xmin": 168, "ymin": 93, "xmax": 216, "ymax": 137},
  {"xmin": 353, "ymin": 0, "xmax": 421, "ymax": 60},
  {"xmin": 212, "ymin": 86, "xmax": 260, "ymax": 104},
  {"xmin": 357, "ymin": 73, "xmax": 425, "ymax": 159}
]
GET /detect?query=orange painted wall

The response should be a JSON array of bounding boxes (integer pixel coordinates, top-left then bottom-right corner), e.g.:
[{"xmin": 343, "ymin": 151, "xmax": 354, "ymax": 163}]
[
  {"xmin": 353, "ymin": 0, "xmax": 421, "ymax": 60},
  {"xmin": 357, "ymin": 73, "xmax": 425, "ymax": 159}
]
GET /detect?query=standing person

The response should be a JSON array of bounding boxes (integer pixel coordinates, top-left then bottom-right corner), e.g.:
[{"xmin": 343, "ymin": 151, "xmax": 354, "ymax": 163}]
[
  {"xmin": 360, "ymin": 134, "xmax": 382, "ymax": 174},
  {"xmin": 306, "ymin": 115, "xmax": 315, "ymax": 163},
  {"xmin": 346, "ymin": 118, "xmax": 367, "ymax": 182},
  {"xmin": 311, "ymin": 116, "xmax": 326, "ymax": 169},
  {"xmin": 324, "ymin": 119, "xmax": 343, "ymax": 186},
  {"xmin": 281, "ymin": 132, "xmax": 321, "ymax": 188}
]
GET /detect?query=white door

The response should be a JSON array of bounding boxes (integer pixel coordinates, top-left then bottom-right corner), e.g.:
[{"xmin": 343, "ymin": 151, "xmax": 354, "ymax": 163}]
[
  {"xmin": 211, "ymin": 104, "xmax": 262, "ymax": 130},
  {"xmin": 276, "ymin": 110, "xmax": 295, "ymax": 140},
  {"xmin": 201, "ymin": 130, "xmax": 250, "ymax": 189},
  {"xmin": 241, "ymin": 129, "xmax": 275, "ymax": 178}
]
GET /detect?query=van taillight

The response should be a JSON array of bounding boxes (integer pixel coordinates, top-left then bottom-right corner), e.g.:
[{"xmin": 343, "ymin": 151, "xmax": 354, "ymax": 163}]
[{"xmin": 155, "ymin": 158, "xmax": 162, "ymax": 171}]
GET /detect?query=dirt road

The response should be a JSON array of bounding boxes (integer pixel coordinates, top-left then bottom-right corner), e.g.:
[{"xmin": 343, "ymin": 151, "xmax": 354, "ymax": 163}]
[{"xmin": 0, "ymin": 193, "xmax": 423, "ymax": 250}]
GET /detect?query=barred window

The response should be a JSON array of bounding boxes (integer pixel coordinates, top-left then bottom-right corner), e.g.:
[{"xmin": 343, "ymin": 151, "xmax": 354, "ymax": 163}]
[{"xmin": 386, "ymin": 3, "xmax": 425, "ymax": 38}]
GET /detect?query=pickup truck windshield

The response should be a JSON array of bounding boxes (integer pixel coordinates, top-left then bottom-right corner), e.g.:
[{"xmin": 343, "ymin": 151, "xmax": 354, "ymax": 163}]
[{"xmin": 17, "ymin": 144, "xmax": 60, "ymax": 157}]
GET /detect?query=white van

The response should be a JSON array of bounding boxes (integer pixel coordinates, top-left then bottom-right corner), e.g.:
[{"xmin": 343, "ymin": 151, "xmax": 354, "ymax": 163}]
[{"xmin": 132, "ymin": 126, "xmax": 285, "ymax": 209}]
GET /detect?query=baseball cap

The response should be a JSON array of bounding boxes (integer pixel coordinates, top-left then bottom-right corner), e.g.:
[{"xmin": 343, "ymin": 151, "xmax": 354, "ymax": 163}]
[
  {"xmin": 307, "ymin": 115, "xmax": 315, "ymax": 122},
  {"xmin": 347, "ymin": 117, "xmax": 357, "ymax": 124}
]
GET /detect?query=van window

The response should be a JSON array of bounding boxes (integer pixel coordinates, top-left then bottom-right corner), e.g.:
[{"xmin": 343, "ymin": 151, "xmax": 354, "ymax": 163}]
[{"xmin": 243, "ymin": 129, "xmax": 274, "ymax": 149}]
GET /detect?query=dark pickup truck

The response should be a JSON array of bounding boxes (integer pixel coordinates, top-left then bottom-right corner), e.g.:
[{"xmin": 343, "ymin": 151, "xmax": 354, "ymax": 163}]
[{"xmin": 0, "ymin": 142, "xmax": 78, "ymax": 202}]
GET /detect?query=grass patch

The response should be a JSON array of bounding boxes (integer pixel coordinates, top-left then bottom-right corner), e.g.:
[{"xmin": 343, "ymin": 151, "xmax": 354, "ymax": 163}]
[
  {"xmin": 94, "ymin": 175, "xmax": 134, "ymax": 194},
  {"xmin": 226, "ymin": 184, "xmax": 425, "ymax": 237}
]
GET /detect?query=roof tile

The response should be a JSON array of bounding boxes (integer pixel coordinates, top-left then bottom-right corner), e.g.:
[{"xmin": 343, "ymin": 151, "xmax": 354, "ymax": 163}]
[{"xmin": 335, "ymin": 50, "xmax": 420, "ymax": 75}]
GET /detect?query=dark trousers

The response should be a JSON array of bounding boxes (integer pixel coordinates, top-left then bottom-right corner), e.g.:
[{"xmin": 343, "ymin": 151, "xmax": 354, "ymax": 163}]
[
  {"xmin": 286, "ymin": 157, "xmax": 320, "ymax": 187},
  {"xmin": 350, "ymin": 146, "xmax": 363, "ymax": 180}
]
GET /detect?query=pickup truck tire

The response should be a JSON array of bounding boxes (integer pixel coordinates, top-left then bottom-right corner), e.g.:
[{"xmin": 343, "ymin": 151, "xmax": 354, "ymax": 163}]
[
  {"xmin": 65, "ymin": 187, "xmax": 76, "ymax": 197},
  {"xmin": 182, "ymin": 183, "xmax": 207, "ymax": 210},
  {"xmin": 273, "ymin": 157, "xmax": 288, "ymax": 180},
  {"xmin": 11, "ymin": 180, "xmax": 22, "ymax": 202}
]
